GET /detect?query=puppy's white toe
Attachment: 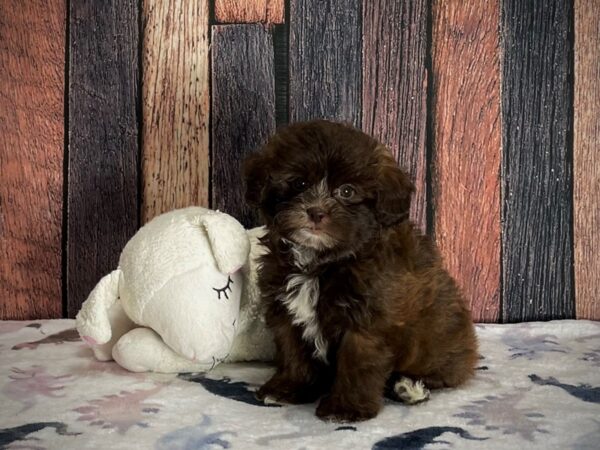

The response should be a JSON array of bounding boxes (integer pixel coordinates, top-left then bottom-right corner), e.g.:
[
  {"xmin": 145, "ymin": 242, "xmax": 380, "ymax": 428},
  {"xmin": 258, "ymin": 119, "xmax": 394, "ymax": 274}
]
[
  {"xmin": 263, "ymin": 395, "xmax": 286, "ymax": 406},
  {"xmin": 394, "ymin": 377, "xmax": 430, "ymax": 404}
]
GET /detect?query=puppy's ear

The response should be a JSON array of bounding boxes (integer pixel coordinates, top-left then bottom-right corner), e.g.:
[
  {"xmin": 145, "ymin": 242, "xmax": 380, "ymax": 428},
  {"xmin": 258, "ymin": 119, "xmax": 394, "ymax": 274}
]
[
  {"xmin": 242, "ymin": 151, "xmax": 269, "ymax": 207},
  {"xmin": 374, "ymin": 146, "xmax": 414, "ymax": 226}
]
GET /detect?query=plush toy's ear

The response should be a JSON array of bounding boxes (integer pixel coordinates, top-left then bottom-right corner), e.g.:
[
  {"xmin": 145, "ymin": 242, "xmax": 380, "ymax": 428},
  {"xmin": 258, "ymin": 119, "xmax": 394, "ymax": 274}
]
[
  {"xmin": 200, "ymin": 212, "xmax": 250, "ymax": 274},
  {"xmin": 374, "ymin": 145, "xmax": 414, "ymax": 226}
]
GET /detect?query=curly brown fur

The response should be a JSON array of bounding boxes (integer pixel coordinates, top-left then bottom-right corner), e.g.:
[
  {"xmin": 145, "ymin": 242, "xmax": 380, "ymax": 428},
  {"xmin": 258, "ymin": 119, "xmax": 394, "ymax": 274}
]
[{"xmin": 243, "ymin": 120, "xmax": 478, "ymax": 422}]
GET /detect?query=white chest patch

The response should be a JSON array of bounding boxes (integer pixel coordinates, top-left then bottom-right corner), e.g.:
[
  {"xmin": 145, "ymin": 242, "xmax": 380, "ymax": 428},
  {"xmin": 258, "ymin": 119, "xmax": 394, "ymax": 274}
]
[{"xmin": 278, "ymin": 273, "xmax": 328, "ymax": 362}]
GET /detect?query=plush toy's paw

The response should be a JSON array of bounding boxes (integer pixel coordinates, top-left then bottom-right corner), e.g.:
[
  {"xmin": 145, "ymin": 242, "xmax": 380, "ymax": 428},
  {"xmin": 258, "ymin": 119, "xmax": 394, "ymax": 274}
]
[
  {"xmin": 316, "ymin": 395, "xmax": 379, "ymax": 423},
  {"xmin": 90, "ymin": 345, "xmax": 114, "ymax": 362},
  {"xmin": 112, "ymin": 328, "xmax": 215, "ymax": 373}
]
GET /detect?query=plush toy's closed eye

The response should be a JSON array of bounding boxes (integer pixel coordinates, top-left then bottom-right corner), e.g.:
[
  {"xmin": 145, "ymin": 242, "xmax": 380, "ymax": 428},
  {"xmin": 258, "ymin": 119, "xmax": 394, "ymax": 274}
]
[{"xmin": 213, "ymin": 276, "xmax": 233, "ymax": 300}]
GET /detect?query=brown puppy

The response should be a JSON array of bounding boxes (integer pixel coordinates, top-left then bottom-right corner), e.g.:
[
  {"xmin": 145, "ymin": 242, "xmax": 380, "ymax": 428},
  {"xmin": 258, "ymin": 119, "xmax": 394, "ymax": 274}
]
[{"xmin": 243, "ymin": 120, "xmax": 478, "ymax": 422}]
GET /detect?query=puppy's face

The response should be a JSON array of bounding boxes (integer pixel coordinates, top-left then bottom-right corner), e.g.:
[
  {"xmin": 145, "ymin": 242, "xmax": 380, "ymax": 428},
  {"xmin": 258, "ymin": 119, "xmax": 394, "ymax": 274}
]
[{"xmin": 243, "ymin": 121, "xmax": 413, "ymax": 254}]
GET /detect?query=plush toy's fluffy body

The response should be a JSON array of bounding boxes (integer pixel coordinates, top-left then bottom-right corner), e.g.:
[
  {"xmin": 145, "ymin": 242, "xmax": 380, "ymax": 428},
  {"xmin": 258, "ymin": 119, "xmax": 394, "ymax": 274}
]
[{"xmin": 76, "ymin": 207, "xmax": 274, "ymax": 373}]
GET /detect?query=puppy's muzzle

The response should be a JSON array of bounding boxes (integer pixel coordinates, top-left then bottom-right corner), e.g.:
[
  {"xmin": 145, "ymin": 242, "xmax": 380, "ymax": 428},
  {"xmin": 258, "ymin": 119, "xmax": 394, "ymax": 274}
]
[{"xmin": 307, "ymin": 207, "xmax": 328, "ymax": 225}]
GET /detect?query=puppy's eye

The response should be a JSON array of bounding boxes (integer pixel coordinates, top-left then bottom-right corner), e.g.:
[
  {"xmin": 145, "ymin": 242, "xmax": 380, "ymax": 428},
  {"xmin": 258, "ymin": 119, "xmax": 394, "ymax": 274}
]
[
  {"xmin": 291, "ymin": 178, "xmax": 309, "ymax": 191},
  {"xmin": 337, "ymin": 184, "xmax": 356, "ymax": 199}
]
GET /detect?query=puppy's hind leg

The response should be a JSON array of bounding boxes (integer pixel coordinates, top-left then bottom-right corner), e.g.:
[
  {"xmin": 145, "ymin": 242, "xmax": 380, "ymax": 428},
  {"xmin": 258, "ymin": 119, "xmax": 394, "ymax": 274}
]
[{"xmin": 385, "ymin": 374, "xmax": 430, "ymax": 405}]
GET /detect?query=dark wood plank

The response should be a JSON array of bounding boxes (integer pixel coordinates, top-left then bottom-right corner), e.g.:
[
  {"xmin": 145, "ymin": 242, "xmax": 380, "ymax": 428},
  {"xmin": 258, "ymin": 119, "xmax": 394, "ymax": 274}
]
[
  {"xmin": 430, "ymin": 1, "xmax": 501, "ymax": 323},
  {"xmin": 142, "ymin": 0, "xmax": 210, "ymax": 223},
  {"xmin": 0, "ymin": 1, "xmax": 65, "ymax": 319},
  {"xmin": 574, "ymin": 0, "xmax": 600, "ymax": 320},
  {"xmin": 362, "ymin": 0, "xmax": 427, "ymax": 231},
  {"xmin": 289, "ymin": 0, "xmax": 362, "ymax": 127},
  {"xmin": 211, "ymin": 25, "xmax": 276, "ymax": 228},
  {"xmin": 273, "ymin": 23, "xmax": 289, "ymax": 128},
  {"xmin": 501, "ymin": 0, "xmax": 574, "ymax": 322},
  {"xmin": 68, "ymin": 0, "xmax": 140, "ymax": 317}
]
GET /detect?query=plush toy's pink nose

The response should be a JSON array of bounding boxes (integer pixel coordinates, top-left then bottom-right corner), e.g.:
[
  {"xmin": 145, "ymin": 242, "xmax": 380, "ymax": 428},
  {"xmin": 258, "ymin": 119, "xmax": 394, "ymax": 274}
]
[{"xmin": 82, "ymin": 335, "xmax": 98, "ymax": 346}]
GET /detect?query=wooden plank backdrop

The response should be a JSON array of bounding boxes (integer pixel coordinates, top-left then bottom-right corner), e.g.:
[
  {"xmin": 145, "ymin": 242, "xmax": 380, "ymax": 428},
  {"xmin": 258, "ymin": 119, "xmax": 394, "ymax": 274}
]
[
  {"xmin": 501, "ymin": 0, "xmax": 574, "ymax": 322},
  {"xmin": 1, "ymin": 0, "xmax": 598, "ymax": 321},
  {"xmin": 362, "ymin": 0, "xmax": 428, "ymax": 232},
  {"xmin": 0, "ymin": 1, "xmax": 65, "ymax": 319},
  {"xmin": 289, "ymin": 0, "xmax": 362, "ymax": 127},
  {"xmin": 574, "ymin": 0, "xmax": 600, "ymax": 320},
  {"xmin": 211, "ymin": 25, "xmax": 276, "ymax": 228},
  {"xmin": 68, "ymin": 0, "xmax": 140, "ymax": 317},
  {"xmin": 430, "ymin": 1, "xmax": 501, "ymax": 323},
  {"xmin": 142, "ymin": 0, "xmax": 210, "ymax": 223},
  {"xmin": 215, "ymin": 0, "xmax": 284, "ymax": 24},
  {"xmin": 273, "ymin": 24, "xmax": 289, "ymax": 127}
]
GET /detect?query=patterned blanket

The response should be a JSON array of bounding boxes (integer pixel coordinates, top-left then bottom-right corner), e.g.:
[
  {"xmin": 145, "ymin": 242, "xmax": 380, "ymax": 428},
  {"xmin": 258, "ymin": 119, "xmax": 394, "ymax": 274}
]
[{"xmin": 0, "ymin": 319, "xmax": 598, "ymax": 449}]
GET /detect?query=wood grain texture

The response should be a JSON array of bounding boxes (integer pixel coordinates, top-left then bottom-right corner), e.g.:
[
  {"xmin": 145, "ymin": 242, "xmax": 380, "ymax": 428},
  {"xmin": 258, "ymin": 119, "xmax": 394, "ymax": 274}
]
[
  {"xmin": 68, "ymin": 0, "xmax": 140, "ymax": 317},
  {"xmin": 501, "ymin": 0, "xmax": 574, "ymax": 322},
  {"xmin": 273, "ymin": 24, "xmax": 289, "ymax": 127},
  {"xmin": 289, "ymin": 0, "xmax": 362, "ymax": 127},
  {"xmin": 142, "ymin": 0, "xmax": 210, "ymax": 223},
  {"xmin": 362, "ymin": 0, "xmax": 427, "ymax": 231},
  {"xmin": 574, "ymin": 0, "xmax": 600, "ymax": 320},
  {"xmin": 215, "ymin": 0, "xmax": 284, "ymax": 24},
  {"xmin": 431, "ymin": 1, "xmax": 501, "ymax": 323},
  {"xmin": 0, "ymin": 1, "xmax": 65, "ymax": 319},
  {"xmin": 211, "ymin": 25, "xmax": 276, "ymax": 228}
]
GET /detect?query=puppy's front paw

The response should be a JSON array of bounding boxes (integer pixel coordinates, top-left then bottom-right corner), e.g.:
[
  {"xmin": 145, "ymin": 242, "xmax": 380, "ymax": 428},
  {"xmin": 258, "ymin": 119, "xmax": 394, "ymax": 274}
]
[
  {"xmin": 316, "ymin": 395, "xmax": 379, "ymax": 423},
  {"xmin": 255, "ymin": 384, "xmax": 289, "ymax": 405},
  {"xmin": 256, "ymin": 376, "xmax": 320, "ymax": 405},
  {"xmin": 260, "ymin": 394, "xmax": 287, "ymax": 406}
]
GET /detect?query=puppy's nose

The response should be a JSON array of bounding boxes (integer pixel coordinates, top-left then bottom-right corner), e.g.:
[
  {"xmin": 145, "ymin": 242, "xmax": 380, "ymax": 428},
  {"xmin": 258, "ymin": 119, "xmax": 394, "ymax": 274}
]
[{"xmin": 307, "ymin": 207, "xmax": 327, "ymax": 224}]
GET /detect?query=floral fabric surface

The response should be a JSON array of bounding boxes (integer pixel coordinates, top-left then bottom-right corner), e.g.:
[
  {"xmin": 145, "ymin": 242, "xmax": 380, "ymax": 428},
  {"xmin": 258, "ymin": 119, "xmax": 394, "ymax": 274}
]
[{"xmin": 0, "ymin": 319, "xmax": 598, "ymax": 450}]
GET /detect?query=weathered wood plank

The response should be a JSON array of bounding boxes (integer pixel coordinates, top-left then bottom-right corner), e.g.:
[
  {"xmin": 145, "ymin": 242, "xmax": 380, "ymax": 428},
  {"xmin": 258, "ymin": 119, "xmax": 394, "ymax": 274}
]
[
  {"xmin": 215, "ymin": 0, "xmax": 284, "ymax": 24},
  {"xmin": 289, "ymin": 0, "xmax": 362, "ymax": 127},
  {"xmin": 273, "ymin": 24, "xmax": 289, "ymax": 127},
  {"xmin": 0, "ymin": 1, "xmax": 65, "ymax": 319},
  {"xmin": 142, "ymin": 0, "xmax": 210, "ymax": 222},
  {"xmin": 501, "ymin": 0, "xmax": 574, "ymax": 322},
  {"xmin": 430, "ymin": 1, "xmax": 501, "ymax": 323},
  {"xmin": 68, "ymin": 0, "xmax": 140, "ymax": 317},
  {"xmin": 362, "ymin": 0, "xmax": 427, "ymax": 231},
  {"xmin": 211, "ymin": 25, "xmax": 276, "ymax": 228},
  {"xmin": 574, "ymin": 0, "xmax": 600, "ymax": 320}
]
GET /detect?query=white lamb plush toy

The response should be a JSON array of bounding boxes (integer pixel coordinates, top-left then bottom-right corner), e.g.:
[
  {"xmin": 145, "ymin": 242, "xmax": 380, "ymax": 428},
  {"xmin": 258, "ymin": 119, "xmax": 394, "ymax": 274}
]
[{"xmin": 76, "ymin": 207, "xmax": 275, "ymax": 373}]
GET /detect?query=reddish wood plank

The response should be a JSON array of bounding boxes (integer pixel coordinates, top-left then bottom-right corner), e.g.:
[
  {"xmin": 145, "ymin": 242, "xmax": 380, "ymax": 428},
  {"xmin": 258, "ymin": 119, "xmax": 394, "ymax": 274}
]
[
  {"xmin": 215, "ymin": 0, "xmax": 284, "ymax": 24},
  {"xmin": 574, "ymin": 0, "xmax": 600, "ymax": 320},
  {"xmin": 211, "ymin": 25, "xmax": 276, "ymax": 227},
  {"xmin": 362, "ymin": 0, "xmax": 427, "ymax": 231},
  {"xmin": 0, "ymin": 1, "xmax": 65, "ymax": 319},
  {"xmin": 431, "ymin": 1, "xmax": 501, "ymax": 322},
  {"xmin": 142, "ymin": 0, "xmax": 210, "ymax": 223}
]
